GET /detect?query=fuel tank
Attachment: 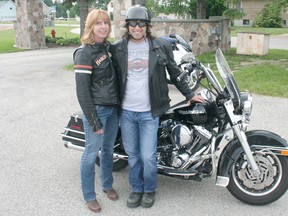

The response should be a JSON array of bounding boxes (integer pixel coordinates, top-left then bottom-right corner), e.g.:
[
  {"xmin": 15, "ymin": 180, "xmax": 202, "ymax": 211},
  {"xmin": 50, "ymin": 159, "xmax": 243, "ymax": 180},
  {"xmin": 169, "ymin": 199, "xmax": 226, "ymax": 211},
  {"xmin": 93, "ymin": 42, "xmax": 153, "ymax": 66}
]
[{"xmin": 173, "ymin": 102, "xmax": 208, "ymax": 124}]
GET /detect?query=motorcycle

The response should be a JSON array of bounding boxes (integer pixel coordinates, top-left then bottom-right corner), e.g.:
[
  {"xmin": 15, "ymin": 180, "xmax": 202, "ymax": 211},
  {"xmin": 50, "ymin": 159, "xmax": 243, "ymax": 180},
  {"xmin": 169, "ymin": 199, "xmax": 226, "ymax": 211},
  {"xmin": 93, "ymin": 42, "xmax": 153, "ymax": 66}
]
[
  {"xmin": 61, "ymin": 44, "xmax": 288, "ymax": 205},
  {"xmin": 163, "ymin": 34, "xmax": 200, "ymax": 91}
]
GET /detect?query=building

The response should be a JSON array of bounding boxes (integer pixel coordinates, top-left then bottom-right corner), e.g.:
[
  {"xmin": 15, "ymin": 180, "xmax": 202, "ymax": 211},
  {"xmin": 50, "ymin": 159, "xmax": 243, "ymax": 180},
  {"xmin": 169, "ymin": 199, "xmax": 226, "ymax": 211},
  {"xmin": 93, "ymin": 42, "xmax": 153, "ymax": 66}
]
[
  {"xmin": 0, "ymin": 0, "xmax": 55, "ymax": 25},
  {"xmin": 0, "ymin": 0, "xmax": 16, "ymax": 22},
  {"xmin": 232, "ymin": 0, "xmax": 288, "ymax": 27}
]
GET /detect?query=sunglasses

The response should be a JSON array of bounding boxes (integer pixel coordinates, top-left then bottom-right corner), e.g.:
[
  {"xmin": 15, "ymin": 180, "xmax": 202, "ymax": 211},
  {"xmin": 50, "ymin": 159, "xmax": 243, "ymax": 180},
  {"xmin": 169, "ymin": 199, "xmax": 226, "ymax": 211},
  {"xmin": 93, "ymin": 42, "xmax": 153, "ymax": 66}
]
[{"xmin": 128, "ymin": 21, "xmax": 147, "ymax": 28}]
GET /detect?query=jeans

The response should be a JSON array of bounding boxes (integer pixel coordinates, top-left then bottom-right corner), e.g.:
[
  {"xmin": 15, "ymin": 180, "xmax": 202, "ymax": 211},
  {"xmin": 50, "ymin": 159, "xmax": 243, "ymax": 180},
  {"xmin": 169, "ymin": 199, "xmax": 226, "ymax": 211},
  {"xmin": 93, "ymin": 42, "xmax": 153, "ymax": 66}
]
[
  {"xmin": 81, "ymin": 106, "xmax": 119, "ymax": 201},
  {"xmin": 120, "ymin": 109, "xmax": 159, "ymax": 193}
]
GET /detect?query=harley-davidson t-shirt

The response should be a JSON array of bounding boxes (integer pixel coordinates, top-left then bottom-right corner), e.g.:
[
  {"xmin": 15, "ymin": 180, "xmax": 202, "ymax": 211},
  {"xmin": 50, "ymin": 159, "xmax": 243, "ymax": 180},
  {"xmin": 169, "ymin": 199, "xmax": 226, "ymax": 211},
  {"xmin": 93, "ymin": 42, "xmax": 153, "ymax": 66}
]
[{"xmin": 122, "ymin": 40, "xmax": 151, "ymax": 112}]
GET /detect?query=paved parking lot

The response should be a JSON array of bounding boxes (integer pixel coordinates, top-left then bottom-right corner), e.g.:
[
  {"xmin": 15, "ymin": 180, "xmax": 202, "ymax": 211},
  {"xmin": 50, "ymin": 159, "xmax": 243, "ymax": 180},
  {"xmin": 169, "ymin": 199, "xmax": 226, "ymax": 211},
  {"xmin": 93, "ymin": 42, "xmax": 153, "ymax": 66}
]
[{"xmin": 0, "ymin": 47, "xmax": 288, "ymax": 216}]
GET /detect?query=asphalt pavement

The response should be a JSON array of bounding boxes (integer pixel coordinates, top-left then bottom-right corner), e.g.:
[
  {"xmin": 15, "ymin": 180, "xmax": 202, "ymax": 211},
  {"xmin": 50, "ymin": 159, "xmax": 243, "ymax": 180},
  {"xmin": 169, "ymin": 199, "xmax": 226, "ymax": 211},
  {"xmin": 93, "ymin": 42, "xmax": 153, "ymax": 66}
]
[{"xmin": 0, "ymin": 46, "xmax": 288, "ymax": 216}]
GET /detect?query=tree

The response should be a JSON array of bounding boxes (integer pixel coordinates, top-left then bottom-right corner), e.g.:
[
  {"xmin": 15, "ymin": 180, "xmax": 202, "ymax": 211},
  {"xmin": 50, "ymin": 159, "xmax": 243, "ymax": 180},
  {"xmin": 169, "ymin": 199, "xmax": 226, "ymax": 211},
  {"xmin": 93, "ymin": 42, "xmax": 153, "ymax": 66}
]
[
  {"xmin": 63, "ymin": 0, "xmax": 90, "ymax": 37},
  {"xmin": 222, "ymin": 0, "xmax": 244, "ymax": 26},
  {"xmin": 253, "ymin": 0, "xmax": 288, "ymax": 28},
  {"xmin": 148, "ymin": 0, "xmax": 226, "ymax": 19},
  {"xmin": 196, "ymin": 0, "xmax": 206, "ymax": 19},
  {"xmin": 76, "ymin": 0, "xmax": 89, "ymax": 37},
  {"xmin": 64, "ymin": 0, "xmax": 110, "ymax": 37},
  {"xmin": 147, "ymin": 0, "xmax": 190, "ymax": 17},
  {"xmin": 44, "ymin": 0, "xmax": 54, "ymax": 6},
  {"xmin": 206, "ymin": 0, "xmax": 227, "ymax": 18},
  {"xmin": 91, "ymin": 0, "xmax": 111, "ymax": 10}
]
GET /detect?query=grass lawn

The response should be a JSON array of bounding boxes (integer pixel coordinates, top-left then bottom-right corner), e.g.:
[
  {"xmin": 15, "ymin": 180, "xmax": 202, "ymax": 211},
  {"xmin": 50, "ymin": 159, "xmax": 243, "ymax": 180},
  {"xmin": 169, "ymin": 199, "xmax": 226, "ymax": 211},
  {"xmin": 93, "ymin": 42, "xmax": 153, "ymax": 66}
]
[
  {"xmin": 194, "ymin": 48, "xmax": 288, "ymax": 98},
  {"xmin": 0, "ymin": 29, "xmax": 24, "ymax": 52},
  {"xmin": 0, "ymin": 25, "xmax": 80, "ymax": 53}
]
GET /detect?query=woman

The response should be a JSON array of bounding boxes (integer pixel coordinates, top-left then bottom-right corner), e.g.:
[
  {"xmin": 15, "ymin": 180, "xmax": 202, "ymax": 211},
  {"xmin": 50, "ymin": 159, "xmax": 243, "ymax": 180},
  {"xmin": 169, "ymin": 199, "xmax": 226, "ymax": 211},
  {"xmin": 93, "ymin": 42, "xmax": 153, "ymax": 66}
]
[{"xmin": 73, "ymin": 9, "xmax": 119, "ymax": 213}]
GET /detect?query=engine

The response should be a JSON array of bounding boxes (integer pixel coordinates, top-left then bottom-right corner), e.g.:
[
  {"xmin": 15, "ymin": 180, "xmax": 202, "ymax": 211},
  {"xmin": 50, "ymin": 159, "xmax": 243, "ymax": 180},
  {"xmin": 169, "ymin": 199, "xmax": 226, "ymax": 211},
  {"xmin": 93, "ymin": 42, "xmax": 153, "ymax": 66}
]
[{"xmin": 158, "ymin": 119, "xmax": 212, "ymax": 169}]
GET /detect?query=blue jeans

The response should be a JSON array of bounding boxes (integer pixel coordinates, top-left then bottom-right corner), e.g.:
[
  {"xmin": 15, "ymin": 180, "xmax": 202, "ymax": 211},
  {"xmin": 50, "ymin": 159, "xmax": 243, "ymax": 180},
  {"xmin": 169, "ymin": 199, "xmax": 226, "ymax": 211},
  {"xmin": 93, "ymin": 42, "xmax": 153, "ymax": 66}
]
[
  {"xmin": 81, "ymin": 106, "xmax": 119, "ymax": 201},
  {"xmin": 120, "ymin": 109, "xmax": 159, "ymax": 193}
]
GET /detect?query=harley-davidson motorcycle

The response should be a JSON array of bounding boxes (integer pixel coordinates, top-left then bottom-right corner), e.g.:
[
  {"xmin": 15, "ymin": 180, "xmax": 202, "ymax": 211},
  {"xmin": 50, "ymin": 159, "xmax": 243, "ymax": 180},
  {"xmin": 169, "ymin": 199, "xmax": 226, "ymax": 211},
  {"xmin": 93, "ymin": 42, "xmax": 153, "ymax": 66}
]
[
  {"xmin": 163, "ymin": 34, "xmax": 200, "ymax": 91},
  {"xmin": 61, "ymin": 38, "xmax": 288, "ymax": 205}
]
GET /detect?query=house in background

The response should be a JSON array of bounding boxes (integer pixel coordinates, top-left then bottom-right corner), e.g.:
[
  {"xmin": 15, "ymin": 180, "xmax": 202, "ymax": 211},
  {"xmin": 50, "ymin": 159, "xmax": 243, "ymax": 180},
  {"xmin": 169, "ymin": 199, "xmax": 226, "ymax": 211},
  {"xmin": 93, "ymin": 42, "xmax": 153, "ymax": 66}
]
[
  {"xmin": 43, "ymin": 3, "xmax": 56, "ymax": 26},
  {"xmin": 0, "ymin": 0, "xmax": 55, "ymax": 26},
  {"xmin": 0, "ymin": 0, "xmax": 16, "ymax": 22},
  {"xmin": 232, "ymin": 0, "xmax": 288, "ymax": 27}
]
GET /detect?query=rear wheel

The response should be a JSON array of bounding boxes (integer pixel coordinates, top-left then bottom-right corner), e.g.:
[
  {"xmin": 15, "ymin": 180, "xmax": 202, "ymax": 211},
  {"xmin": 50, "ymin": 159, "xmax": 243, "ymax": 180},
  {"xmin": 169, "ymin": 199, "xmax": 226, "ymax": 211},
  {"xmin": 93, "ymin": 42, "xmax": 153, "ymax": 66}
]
[
  {"xmin": 96, "ymin": 135, "xmax": 128, "ymax": 172},
  {"xmin": 227, "ymin": 151, "xmax": 288, "ymax": 205}
]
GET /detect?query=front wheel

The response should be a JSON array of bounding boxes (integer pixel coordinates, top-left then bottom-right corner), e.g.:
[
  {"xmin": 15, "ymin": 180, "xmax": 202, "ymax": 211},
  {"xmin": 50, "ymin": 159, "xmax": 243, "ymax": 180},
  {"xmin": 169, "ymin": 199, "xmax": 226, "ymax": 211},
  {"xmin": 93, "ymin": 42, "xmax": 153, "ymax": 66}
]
[{"xmin": 227, "ymin": 151, "xmax": 288, "ymax": 205}]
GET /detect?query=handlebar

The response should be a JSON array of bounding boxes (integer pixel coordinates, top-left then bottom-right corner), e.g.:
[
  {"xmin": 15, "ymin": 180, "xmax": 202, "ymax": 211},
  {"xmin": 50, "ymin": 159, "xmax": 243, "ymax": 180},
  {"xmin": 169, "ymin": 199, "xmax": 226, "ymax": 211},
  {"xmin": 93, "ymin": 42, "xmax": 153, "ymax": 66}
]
[
  {"xmin": 176, "ymin": 64, "xmax": 193, "ymax": 82},
  {"xmin": 176, "ymin": 58, "xmax": 201, "ymax": 82}
]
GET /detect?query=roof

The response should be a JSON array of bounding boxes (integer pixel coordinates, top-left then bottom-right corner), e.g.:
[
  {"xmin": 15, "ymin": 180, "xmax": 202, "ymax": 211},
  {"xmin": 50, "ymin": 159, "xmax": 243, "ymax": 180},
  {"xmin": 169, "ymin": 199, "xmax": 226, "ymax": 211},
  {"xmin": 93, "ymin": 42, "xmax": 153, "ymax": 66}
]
[{"xmin": 0, "ymin": 0, "xmax": 14, "ymax": 8}]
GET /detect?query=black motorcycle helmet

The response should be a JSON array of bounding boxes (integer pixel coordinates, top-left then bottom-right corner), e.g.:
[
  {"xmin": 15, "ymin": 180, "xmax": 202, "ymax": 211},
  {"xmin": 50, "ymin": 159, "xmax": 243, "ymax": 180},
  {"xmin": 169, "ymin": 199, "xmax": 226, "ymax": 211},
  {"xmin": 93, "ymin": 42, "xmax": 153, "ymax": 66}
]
[{"xmin": 125, "ymin": 5, "xmax": 151, "ymax": 23}]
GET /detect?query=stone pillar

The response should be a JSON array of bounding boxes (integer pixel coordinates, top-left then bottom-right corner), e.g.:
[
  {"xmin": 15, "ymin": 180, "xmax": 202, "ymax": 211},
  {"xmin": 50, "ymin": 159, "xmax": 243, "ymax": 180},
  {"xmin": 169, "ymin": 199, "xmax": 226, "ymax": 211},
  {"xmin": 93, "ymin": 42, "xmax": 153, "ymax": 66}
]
[
  {"xmin": 14, "ymin": 0, "xmax": 46, "ymax": 49},
  {"xmin": 112, "ymin": 0, "xmax": 133, "ymax": 41}
]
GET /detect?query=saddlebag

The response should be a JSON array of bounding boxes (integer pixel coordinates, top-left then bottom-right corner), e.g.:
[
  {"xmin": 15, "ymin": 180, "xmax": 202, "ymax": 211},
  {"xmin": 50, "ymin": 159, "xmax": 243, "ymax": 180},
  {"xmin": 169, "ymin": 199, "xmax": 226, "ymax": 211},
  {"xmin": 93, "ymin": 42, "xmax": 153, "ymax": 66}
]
[{"xmin": 61, "ymin": 112, "xmax": 85, "ymax": 148}]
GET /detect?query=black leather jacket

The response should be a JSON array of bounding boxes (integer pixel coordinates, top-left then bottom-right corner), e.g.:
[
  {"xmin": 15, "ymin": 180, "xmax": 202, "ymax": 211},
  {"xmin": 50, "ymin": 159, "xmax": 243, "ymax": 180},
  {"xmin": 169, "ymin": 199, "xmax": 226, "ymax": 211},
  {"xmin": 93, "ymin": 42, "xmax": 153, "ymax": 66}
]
[
  {"xmin": 74, "ymin": 43, "xmax": 119, "ymax": 131},
  {"xmin": 110, "ymin": 37, "xmax": 195, "ymax": 117}
]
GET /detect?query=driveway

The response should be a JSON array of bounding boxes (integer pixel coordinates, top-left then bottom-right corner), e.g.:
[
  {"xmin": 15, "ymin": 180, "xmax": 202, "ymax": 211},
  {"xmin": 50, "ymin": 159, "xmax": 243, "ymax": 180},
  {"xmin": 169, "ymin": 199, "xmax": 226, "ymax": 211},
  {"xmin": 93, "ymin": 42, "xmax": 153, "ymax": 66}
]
[{"xmin": 0, "ymin": 47, "xmax": 288, "ymax": 216}]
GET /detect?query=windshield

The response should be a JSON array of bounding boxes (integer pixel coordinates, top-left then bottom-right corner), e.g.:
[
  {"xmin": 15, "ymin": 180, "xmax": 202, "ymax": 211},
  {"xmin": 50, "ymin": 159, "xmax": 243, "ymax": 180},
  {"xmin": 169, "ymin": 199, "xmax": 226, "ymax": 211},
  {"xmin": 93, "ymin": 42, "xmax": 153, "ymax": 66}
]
[{"xmin": 215, "ymin": 48, "xmax": 241, "ymax": 109}]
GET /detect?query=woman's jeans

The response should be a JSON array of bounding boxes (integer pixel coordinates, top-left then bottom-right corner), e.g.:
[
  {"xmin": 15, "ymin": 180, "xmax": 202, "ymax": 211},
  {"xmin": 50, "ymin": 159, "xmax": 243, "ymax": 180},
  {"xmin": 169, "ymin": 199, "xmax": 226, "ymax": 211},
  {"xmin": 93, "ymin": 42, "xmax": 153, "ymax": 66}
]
[
  {"xmin": 81, "ymin": 106, "xmax": 119, "ymax": 202},
  {"xmin": 120, "ymin": 109, "xmax": 159, "ymax": 193}
]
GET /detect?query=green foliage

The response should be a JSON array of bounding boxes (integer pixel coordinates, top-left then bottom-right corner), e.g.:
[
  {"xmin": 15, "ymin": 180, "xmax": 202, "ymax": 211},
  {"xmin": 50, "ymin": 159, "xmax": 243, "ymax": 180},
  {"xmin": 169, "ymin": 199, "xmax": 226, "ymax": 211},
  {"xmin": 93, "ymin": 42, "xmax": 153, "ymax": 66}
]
[
  {"xmin": 206, "ymin": 0, "xmax": 228, "ymax": 18},
  {"xmin": 222, "ymin": 0, "xmax": 244, "ymax": 25},
  {"xmin": 44, "ymin": 0, "xmax": 54, "ymax": 7},
  {"xmin": 45, "ymin": 36, "xmax": 80, "ymax": 47},
  {"xmin": 253, "ymin": 1, "xmax": 284, "ymax": 28},
  {"xmin": 55, "ymin": 2, "xmax": 70, "ymax": 18},
  {"xmin": 235, "ymin": 63, "xmax": 288, "ymax": 98},
  {"xmin": 90, "ymin": 0, "xmax": 111, "ymax": 10},
  {"xmin": 0, "ymin": 29, "xmax": 23, "ymax": 53},
  {"xmin": 222, "ymin": 9, "xmax": 244, "ymax": 26},
  {"xmin": 147, "ymin": 0, "xmax": 228, "ymax": 19},
  {"xmin": 147, "ymin": 0, "xmax": 189, "ymax": 17}
]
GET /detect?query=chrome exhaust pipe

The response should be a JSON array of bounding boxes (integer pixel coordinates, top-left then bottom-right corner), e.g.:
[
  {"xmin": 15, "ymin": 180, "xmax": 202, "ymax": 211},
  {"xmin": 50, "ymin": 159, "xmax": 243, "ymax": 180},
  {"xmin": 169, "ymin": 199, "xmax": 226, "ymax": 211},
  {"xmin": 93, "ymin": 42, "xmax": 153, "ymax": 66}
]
[
  {"xmin": 157, "ymin": 165, "xmax": 198, "ymax": 177},
  {"xmin": 64, "ymin": 141, "xmax": 128, "ymax": 160},
  {"xmin": 64, "ymin": 141, "xmax": 85, "ymax": 151}
]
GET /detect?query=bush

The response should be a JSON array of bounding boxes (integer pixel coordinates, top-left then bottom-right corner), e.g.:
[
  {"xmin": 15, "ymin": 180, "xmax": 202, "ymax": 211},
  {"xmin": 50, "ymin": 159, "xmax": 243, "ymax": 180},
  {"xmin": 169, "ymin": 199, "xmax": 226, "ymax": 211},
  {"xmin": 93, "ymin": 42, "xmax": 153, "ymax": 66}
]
[
  {"xmin": 45, "ymin": 36, "xmax": 80, "ymax": 47},
  {"xmin": 253, "ymin": 2, "xmax": 283, "ymax": 28}
]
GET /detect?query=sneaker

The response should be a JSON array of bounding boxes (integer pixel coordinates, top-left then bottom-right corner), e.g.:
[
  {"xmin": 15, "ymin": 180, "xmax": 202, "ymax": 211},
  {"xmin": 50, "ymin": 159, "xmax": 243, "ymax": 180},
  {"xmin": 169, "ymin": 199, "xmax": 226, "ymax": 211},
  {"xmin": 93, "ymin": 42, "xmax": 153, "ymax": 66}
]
[
  {"xmin": 127, "ymin": 192, "xmax": 143, "ymax": 208},
  {"xmin": 141, "ymin": 192, "xmax": 156, "ymax": 208}
]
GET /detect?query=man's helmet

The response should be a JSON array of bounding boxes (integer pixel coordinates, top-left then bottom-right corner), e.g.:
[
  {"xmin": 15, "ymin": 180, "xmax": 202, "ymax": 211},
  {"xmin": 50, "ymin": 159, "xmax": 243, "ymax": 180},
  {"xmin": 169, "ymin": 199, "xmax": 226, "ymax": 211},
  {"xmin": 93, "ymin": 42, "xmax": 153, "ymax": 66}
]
[{"xmin": 125, "ymin": 5, "xmax": 151, "ymax": 23}]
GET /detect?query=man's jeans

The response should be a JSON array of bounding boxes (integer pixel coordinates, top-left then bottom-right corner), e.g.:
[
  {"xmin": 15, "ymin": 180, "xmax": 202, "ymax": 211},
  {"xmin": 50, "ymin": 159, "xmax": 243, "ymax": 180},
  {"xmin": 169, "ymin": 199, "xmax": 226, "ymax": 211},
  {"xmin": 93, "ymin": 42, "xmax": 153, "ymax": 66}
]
[
  {"xmin": 81, "ymin": 106, "xmax": 119, "ymax": 201},
  {"xmin": 120, "ymin": 109, "xmax": 159, "ymax": 193}
]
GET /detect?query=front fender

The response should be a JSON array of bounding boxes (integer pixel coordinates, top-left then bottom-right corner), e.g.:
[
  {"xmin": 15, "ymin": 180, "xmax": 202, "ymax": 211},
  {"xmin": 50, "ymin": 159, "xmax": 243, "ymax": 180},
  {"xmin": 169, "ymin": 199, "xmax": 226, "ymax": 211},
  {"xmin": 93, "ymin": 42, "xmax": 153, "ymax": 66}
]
[{"xmin": 216, "ymin": 130, "xmax": 288, "ymax": 186}]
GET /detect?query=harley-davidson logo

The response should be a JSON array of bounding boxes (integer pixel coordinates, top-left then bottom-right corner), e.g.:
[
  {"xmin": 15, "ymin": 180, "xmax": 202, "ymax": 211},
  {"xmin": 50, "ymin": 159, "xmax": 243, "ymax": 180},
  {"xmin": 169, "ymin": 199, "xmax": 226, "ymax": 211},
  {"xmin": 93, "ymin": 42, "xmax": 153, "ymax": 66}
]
[
  {"xmin": 95, "ymin": 54, "xmax": 109, "ymax": 66},
  {"xmin": 178, "ymin": 110, "xmax": 204, "ymax": 115},
  {"xmin": 178, "ymin": 110, "xmax": 193, "ymax": 115}
]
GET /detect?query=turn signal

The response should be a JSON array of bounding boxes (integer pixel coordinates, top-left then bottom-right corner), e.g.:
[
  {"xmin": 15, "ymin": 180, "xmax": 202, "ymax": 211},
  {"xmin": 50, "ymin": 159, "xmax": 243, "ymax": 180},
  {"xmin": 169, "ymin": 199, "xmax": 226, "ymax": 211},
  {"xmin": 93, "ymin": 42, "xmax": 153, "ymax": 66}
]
[{"xmin": 280, "ymin": 150, "xmax": 288, "ymax": 155}]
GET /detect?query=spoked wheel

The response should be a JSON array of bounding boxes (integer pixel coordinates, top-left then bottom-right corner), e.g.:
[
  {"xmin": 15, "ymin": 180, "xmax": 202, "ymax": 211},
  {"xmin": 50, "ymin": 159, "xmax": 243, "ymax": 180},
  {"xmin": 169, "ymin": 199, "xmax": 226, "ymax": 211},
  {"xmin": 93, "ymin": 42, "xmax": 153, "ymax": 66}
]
[
  {"xmin": 227, "ymin": 151, "xmax": 288, "ymax": 205},
  {"xmin": 96, "ymin": 135, "xmax": 128, "ymax": 172}
]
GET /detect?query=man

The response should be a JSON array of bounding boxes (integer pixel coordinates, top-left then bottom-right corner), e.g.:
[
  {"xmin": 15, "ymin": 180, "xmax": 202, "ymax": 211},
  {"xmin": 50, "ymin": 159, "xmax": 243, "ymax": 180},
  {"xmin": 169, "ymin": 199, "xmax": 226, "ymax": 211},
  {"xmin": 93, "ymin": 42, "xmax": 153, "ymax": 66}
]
[{"xmin": 111, "ymin": 5, "xmax": 204, "ymax": 209}]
